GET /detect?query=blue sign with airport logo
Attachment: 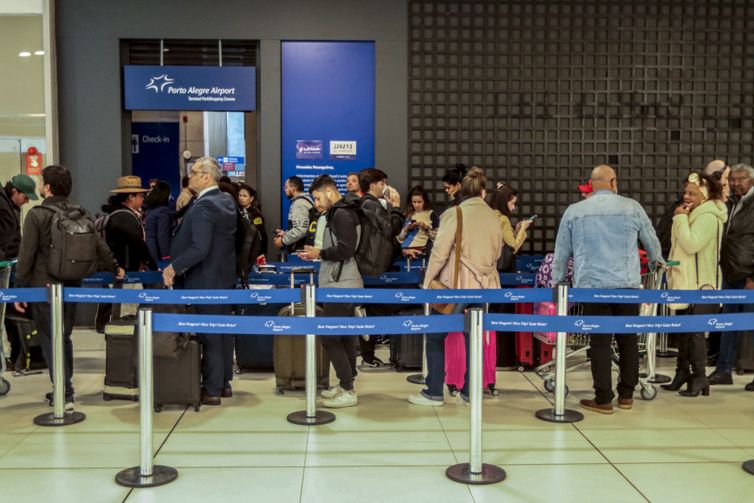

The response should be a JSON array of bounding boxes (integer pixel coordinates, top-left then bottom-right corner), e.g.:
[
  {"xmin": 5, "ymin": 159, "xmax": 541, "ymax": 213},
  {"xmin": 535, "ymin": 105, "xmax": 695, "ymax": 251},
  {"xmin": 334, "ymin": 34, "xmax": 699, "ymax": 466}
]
[{"xmin": 124, "ymin": 65, "xmax": 256, "ymax": 111}]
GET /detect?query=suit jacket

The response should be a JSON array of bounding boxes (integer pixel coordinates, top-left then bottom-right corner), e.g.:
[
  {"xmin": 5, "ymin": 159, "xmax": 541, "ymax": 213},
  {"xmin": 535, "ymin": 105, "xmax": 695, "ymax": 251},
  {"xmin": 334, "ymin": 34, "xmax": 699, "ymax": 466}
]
[
  {"xmin": 170, "ymin": 187, "xmax": 237, "ymax": 289},
  {"xmin": 423, "ymin": 196, "xmax": 504, "ymax": 290}
]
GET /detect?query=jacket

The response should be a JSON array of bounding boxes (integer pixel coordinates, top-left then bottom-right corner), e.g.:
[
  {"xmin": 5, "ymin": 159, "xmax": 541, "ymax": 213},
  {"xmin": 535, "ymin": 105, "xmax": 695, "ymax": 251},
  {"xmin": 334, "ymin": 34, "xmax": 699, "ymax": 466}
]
[
  {"xmin": 105, "ymin": 204, "xmax": 157, "ymax": 271},
  {"xmin": 15, "ymin": 196, "xmax": 117, "ymax": 287},
  {"xmin": 668, "ymin": 200, "xmax": 728, "ymax": 293},
  {"xmin": 0, "ymin": 188, "xmax": 20, "ymax": 260},
  {"xmin": 552, "ymin": 189, "xmax": 663, "ymax": 289},
  {"xmin": 170, "ymin": 187, "xmax": 237, "ymax": 290},
  {"xmin": 398, "ymin": 210, "xmax": 439, "ymax": 249},
  {"xmin": 497, "ymin": 211, "xmax": 527, "ymax": 253},
  {"xmin": 243, "ymin": 206, "xmax": 268, "ymax": 256},
  {"xmin": 720, "ymin": 192, "xmax": 754, "ymax": 282},
  {"xmin": 319, "ymin": 198, "xmax": 362, "ymax": 288},
  {"xmin": 145, "ymin": 205, "xmax": 174, "ymax": 262},
  {"xmin": 283, "ymin": 194, "xmax": 313, "ymax": 251},
  {"xmin": 423, "ymin": 197, "xmax": 504, "ymax": 290}
]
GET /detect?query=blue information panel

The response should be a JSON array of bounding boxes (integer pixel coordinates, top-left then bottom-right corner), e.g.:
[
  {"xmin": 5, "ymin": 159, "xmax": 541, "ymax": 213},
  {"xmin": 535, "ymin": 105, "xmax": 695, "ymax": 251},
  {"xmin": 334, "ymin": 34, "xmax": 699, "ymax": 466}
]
[
  {"xmin": 131, "ymin": 122, "xmax": 180, "ymax": 197},
  {"xmin": 124, "ymin": 65, "xmax": 256, "ymax": 111},
  {"xmin": 281, "ymin": 41, "xmax": 375, "ymax": 222}
]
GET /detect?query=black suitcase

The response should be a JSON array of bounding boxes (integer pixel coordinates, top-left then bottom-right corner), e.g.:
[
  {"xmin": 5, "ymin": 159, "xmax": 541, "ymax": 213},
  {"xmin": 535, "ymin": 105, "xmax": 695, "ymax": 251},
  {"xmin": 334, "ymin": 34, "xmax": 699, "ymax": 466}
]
[
  {"xmin": 154, "ymin": 338, "xmax": 202, "ymax": 412},
  {"xmin": 103, "ymin": 317, "xmax": 139, "ymax": 401},
  {"xmin": 234, "ymin": 302, "xmax": 282, "ymax": 373},
  {"xmin": 736, "ymin": 331, "xmax": 754, "ymax": 373},
  {"xmin": 5, "ymin": 313, "xmax": 46, "ymax": 375},
  {"xmin": 273, "ymin": 303, "xmax": 329, "ymax": 393},
  {"xmin": 391, "ymin": 333, "xmax": 423, "ymax": 371}
]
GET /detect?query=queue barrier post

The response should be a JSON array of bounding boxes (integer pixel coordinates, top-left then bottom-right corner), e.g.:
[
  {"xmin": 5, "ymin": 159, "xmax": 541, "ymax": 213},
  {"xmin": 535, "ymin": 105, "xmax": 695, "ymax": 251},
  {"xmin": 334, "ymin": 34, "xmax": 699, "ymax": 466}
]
[
  {"xmin": 407, "ymin": 303, "xmax": 430, "ymax": 385},
  {"xmin": 33, "ymin": 284, "xmax": 86, "ymax": 427},
  {"xmin": 535, "ymin": 283, "xmax": 584, "ymax": 424},
  {"xmin": 116, "ymin": 308, "xmax": 178, "ymax": 487},
  {"xmin": 446, "ymin": 307, "xmax": 506, "ymax": 485},
  {"xmin": 287, "ymin": 283, "xmax": 335, "ymax": 426}
]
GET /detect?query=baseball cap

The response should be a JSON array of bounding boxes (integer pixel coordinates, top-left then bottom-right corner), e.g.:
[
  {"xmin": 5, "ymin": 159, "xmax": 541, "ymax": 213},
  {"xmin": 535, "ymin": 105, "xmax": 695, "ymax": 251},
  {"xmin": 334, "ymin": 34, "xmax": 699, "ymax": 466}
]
[
  {"xmin": 577, "ymin": 180, "xmax": 593, "ymax": 194},
  {"xmin": 11, "ymin": 174, "xmax": 39, "ymax": 200}
]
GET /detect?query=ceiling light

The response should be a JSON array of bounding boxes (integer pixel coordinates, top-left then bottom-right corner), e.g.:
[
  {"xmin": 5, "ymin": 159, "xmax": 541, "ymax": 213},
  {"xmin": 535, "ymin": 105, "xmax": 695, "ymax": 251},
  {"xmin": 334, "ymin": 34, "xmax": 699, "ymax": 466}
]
[
  {"xmin": 34, "ymin": 50, "xmax": 44, "ymax": 56},
  {"xmin": 18, "ymin": 51, "xmax": 31, "ymax": 57}
]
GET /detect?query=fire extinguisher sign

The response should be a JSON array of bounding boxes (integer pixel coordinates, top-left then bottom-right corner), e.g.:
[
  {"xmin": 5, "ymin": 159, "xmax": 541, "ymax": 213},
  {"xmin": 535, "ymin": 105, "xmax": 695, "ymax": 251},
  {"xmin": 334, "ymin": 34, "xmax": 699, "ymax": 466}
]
[{"xmin": 25, "ymin": 147, "xmax": 42, "ymax": 176}]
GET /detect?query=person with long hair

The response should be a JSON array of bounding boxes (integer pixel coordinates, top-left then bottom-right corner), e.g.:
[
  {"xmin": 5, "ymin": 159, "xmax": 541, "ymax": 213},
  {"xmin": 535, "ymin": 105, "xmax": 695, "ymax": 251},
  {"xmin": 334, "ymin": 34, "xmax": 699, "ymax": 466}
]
[
  {"xmin": 237, "ymin": 183, "xmax": 269, "ymax": 257},
  {"xmin": 397, "ymin": 185, "xmax": 439, "ymax": 259},
  {"xmin": 487, "ymin": 183, "xmax": 531, "ymax": 272}
]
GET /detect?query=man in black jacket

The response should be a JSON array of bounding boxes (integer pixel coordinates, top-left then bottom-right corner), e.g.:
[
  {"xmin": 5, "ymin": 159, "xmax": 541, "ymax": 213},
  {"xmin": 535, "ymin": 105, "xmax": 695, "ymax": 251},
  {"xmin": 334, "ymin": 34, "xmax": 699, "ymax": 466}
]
[
  {"xmin": 709, "ymin": 164, "xmax": 754, "ymax": 388},
  {"xmin": 0, "ymin": 174, "xmax": 39, "ymax": 369},
  {"xmin": 14, "ymin": 165, "xmax": 121, "ymax": 408}
]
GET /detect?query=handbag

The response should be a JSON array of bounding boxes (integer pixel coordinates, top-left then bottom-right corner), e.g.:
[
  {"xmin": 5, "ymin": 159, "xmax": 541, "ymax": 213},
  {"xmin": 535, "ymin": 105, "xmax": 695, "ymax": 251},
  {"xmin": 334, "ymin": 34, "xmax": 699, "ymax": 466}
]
[{"xmin": 429, "ymin": 206, "xmax": 463, "ymax": 314}]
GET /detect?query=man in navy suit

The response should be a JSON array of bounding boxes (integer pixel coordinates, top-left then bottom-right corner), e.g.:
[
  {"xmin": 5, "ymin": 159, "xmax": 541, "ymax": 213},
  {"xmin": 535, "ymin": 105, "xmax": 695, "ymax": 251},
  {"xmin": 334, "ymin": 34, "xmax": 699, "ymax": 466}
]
[{"xmin": 163, "ymin": 157, "xmax": 237, "ymax": 406}]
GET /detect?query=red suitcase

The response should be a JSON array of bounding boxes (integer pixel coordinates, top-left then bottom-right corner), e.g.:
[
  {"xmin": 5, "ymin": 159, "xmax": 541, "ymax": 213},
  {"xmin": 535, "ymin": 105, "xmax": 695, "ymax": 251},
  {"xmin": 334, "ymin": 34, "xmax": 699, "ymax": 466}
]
[
  {"xmin": 515, "ymin": 301, "xmax": 535, "ymax": 368},
  {"xmin": 445, "ymin": 330, "xmax": 498, "ymax": 395}
]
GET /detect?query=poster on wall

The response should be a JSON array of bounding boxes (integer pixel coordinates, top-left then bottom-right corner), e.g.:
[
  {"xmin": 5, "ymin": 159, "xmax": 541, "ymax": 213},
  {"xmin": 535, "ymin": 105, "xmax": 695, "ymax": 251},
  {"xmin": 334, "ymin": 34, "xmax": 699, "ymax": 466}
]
[
  {"xmin": 281, "ymin": 41, "xmax": 375, "ymax": 222},
  {"xmin": 131, "ymin": 122, "xmax": 180, "ymax": 198}
]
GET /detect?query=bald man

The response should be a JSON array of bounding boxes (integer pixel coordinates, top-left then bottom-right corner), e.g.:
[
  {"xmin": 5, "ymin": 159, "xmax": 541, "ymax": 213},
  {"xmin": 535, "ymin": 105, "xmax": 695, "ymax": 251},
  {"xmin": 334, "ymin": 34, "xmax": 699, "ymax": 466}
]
[{"xmin": 552, "ymin": 165, "xmax": 663, "ymax": 415}]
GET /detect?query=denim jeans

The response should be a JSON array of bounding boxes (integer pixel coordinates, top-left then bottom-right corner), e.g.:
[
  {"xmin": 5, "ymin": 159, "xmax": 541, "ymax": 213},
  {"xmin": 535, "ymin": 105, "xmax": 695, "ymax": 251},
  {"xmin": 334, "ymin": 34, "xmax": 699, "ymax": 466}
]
[
  {"xmin": 716, "ymin": 279, "xmax": 754, "ymax": 374},
  {"xmin": 423, "ymin": 303, "xmax": 470, "ymax": 400}
]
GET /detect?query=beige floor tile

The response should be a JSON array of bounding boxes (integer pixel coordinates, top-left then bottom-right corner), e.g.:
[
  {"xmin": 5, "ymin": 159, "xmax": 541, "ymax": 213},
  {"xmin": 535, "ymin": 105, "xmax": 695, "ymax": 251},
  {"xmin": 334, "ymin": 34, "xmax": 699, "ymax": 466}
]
[
  {"xmin": 577, "ymin": 427, "xmax": 751, "ymax": 463},
  {"xmin": 0, "ymin": 468, "xmax": 129, "ymax": 503},
  {"xmin": 305, "ymin": 438, "xmax": 457, "ymax": 467},
  {"xmin": 0, "ymin": 431, "xmax": 171, "ymax": 469},
  {"xmin": 126, "ymin": 467, "xmax": 304, "ymax": 502},
  {"xmin": 444, "ymin": 428, "xmax": 606, "ymax": 465},
  {"xmin": 618, "ymin": 462, "xmax": 753, "ymax": 502},
  {"xmin": 301, "ymin": 466, "xmax": 475, "ymax": 503},
  {"xmin": 469, "ymin": 464, "xmax": 646, "ymax": 503},
  {"xmin": 155, "ymin": 431, "xmax": 308, "ymax": 467}
]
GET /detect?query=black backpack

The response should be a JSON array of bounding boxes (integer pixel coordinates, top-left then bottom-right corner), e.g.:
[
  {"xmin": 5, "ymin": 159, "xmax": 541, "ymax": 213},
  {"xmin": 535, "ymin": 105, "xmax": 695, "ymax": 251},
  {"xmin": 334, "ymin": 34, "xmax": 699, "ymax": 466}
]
[
  {"xmin": 236, "ymin": 208, "xmax": 262, "ymax": 288},
  {"xmin": 40, "ymin": 205, "xmax": 99, "ymax": 281},
  {"xmin": 342, "ymin": 196, "xmax": 394, "ymax": 277}
]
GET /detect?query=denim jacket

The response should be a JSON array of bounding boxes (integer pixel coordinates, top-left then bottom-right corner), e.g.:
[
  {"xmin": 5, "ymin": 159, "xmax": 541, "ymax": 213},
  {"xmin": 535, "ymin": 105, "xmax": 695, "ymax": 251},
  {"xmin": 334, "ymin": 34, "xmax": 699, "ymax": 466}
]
[{"xmin": 552, "ymin": 190, "xmax": 664, "ymax": 289}]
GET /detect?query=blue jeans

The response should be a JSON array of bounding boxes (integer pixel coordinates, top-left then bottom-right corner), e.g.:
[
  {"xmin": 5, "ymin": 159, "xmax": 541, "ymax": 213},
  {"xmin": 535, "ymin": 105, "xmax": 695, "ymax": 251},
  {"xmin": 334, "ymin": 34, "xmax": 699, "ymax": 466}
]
[
  {"xmin": 423, "ymin": 303, "xmax": 470, "ymax": 400},
  {"xmin": 716, "ymin": 279, "xmax": 754, "ymax": 374}
]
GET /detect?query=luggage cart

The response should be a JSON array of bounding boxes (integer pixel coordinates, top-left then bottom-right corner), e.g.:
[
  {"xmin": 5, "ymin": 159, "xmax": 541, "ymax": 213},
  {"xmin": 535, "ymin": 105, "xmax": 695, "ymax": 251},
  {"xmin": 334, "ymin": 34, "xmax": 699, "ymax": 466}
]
[
  {"xmin": 534, "ymin": 268, "xmax": 664, "ymax": 400},
  {"xmin": 0, "ymin": 260, "xmax": 15, "ymax": 395}
]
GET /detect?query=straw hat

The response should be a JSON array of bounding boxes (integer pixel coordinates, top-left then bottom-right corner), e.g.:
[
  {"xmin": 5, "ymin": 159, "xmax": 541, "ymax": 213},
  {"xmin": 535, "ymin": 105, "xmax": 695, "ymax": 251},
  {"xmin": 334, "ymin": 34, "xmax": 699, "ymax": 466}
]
[{"xmin": 111, "ymin": 176, "xmax": 148, "ymax": 193}]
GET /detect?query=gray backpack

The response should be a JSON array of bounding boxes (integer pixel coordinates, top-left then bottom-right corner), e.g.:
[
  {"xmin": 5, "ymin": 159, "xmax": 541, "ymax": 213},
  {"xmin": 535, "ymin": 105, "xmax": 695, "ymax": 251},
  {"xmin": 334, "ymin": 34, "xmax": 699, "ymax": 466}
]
[{"xmin": 41, "ymin": 205, "xmax": 99, "ymax": 281}]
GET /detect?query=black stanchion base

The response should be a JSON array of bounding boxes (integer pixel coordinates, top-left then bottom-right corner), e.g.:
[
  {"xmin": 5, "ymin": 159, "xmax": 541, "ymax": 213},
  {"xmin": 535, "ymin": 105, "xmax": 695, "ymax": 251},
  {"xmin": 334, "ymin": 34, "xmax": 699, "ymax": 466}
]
[
  {"xmin": 648, "ymin": 373, "xmax": 672, "ymax": 384},
  {"xmin": 535, "ymin": 408, "xmax": 584, "ymax": 423},
  {"xmin": 406, "ymin": 373, "xmax": 425, "ymax": 385},
  {"xmin": 657, "ymin": 350, "xmax": 678, "ymax": 358},
  {"xmin": 446, "ymin": 463, "xmax": 506, "ymax": 485},
  {"xmin": 742, "ymin": 460, "xmax": 754, "ymax": 475},
  {"xmin": 116, "ymin": 465, "xmax": 178, "ymax": 488},
  {"xmin": 33, "ymin": 411, "xmax": 86, "ymax": 427},
  {"xmin": 287, "ymin": 410, "xmax": 336, "ymax": 426}
]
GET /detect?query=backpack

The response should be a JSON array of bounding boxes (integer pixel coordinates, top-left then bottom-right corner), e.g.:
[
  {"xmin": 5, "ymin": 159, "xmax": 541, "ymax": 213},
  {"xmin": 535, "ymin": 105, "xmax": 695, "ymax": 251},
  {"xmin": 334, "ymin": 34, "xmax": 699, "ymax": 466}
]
[
  {"xmin": 95, "ymin": 208, "xmax": 133, "ymax": 242},
  {"xmin": 40, "ymin": 205, "xmax": 99, "ymax": 281},
  {"xmin": 340, "ymin": 196, "xmax": 394, "ymax": 277},
  {"xmin": 236, "ymin": 207, "xmax": 262, "ymax": 288}
]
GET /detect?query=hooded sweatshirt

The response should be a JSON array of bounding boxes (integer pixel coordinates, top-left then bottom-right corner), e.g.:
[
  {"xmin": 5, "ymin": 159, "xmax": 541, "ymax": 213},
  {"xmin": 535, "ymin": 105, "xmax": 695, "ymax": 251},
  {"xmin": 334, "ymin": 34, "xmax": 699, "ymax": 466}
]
[{"xmin": 668, "ymin": 199, "xmax": 728, "ymax": 293}]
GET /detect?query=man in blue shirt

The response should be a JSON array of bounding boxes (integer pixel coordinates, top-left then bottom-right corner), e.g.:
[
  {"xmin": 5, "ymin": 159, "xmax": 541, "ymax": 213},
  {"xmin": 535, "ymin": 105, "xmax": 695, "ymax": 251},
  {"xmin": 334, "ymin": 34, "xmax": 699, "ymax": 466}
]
[{"xmin": 552, "ymin": 165, "xmax": 663, "ymax": 414}]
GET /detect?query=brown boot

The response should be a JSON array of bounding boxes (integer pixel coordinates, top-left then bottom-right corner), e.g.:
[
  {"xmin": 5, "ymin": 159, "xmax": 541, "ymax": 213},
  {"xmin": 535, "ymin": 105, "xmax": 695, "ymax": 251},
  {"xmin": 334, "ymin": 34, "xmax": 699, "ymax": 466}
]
[
  {"xmin": 579, "ymin": 398, "xmax": 614, "ymax": 415},
  {"xmin": 617, "ymin": 398, "xmax": 633, "ymax": 410}
]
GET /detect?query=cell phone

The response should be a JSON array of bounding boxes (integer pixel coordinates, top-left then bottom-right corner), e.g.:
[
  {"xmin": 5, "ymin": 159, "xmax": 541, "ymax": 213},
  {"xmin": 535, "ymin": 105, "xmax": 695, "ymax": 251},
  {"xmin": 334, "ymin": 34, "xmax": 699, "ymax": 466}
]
[{"xmin": 527, "ymin": 214, "xmax": 539, "ymax": 221}]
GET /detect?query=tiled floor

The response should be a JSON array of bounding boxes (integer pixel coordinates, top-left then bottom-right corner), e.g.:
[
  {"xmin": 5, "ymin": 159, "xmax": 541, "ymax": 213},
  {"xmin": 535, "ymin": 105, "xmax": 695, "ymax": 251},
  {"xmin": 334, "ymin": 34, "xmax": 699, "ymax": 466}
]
[{"xmin": 1, "ymin": 330, "xmax": 754, "ymax": 503}]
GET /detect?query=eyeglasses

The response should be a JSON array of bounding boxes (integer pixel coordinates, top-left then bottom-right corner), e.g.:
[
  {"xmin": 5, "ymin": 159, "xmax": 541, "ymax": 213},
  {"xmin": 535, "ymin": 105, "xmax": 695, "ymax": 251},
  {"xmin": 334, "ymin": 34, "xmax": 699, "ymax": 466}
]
[{"xmin": 189, "ymin": 168, "xmax": 208, "ymax": 177}]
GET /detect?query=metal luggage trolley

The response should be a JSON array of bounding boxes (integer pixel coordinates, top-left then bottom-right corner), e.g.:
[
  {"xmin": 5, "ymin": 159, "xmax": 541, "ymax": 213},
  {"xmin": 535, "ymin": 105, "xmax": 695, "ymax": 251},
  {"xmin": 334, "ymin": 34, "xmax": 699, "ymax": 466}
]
[
  {"xmin": 0, "ymin": 260, "xmax": 15, "ymax": 395},
  {"xmin": 534, "ymin": 267, "xmax": 664, "ymax": 401}
]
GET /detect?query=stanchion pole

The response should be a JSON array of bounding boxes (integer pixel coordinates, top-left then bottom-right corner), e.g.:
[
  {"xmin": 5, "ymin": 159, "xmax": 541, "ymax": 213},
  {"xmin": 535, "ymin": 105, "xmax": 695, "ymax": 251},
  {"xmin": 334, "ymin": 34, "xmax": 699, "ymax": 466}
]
[
  {"xmin": 34, "ymin": 284, "xmax": 85, "ymax": 427},
  {"xmin": 288, "ymin": 283, "xmax": 335, "ymax": 425},
  {"xmin": 535, "ymin": 283, "xmax": 584, "ymax": 423},
  {"xmin": 407, "ymin": 302, "xmax": 430, "ymax": 385},
  {"xmin": 446, "ymin": 308, "xmax": 506, "ymax": 485},
  {"xmin": 116, "ymin": 309, "xmax": 177, "ymax": 487}
]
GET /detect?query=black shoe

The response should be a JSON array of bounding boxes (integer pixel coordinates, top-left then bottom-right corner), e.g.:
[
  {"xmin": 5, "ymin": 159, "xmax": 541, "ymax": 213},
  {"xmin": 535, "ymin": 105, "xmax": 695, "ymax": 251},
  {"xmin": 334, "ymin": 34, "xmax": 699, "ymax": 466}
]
[
  {"xmin": 707, "ymin": 371, "xmax": 733, "ymax": 385},
  {"xmin": 661, "ymin": 369, "xmax": 691, "ymax": 391},
  {"xmin": 679, "ymin": 376, "xmax": 710, "ymax": 397},
  {"xmin": 745, "ymin": 379, "xmax": 754, "ymax": 392}
]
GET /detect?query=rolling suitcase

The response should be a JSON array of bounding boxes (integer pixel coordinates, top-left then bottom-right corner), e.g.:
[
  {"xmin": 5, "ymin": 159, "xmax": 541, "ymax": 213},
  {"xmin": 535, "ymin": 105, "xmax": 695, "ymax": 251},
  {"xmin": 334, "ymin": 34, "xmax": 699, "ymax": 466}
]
[
  {"xmin": 445, "ymin": 330, "xmax": 498, "ymax": 395},
  {"xmin": 235, "ymin": 300, "xmax": 280, "ymax": 373},
  {"xmin": 154, "ymin": 338, "xmax": 202, "ymax": 412},
  {"xmin": 391, "ymin": 333, "xmax": 423, "ymax": 371},
  {"xmin": 515, "ymin": 301, "xmax": 535, "ymax": 368},
  {"xmin": 103, "ymin": 316, "xmax": 139, "ymax": 401},
  {"xmin": 736, "ymin": 331, "xmax": 754, "ymax": 374},
  {"xmin": 273, "ymin": 268, "xmax": 329, "ymax": 394}
]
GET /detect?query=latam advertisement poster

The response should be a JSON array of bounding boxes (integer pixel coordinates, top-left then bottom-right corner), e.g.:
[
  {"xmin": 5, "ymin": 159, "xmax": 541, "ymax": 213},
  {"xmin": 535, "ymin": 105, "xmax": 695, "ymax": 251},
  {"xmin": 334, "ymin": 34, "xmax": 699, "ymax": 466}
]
[{"xmin": 281, "ymin": 41, "xmax": 375, "ymax": 222}]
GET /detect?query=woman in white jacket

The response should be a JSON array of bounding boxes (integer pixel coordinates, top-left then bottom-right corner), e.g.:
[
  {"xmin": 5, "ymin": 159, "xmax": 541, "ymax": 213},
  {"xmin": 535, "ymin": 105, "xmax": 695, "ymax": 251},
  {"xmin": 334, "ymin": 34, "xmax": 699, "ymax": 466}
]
[{"xmin": 662, "ymin": 171, "xmax": 728, "ymax": 397}]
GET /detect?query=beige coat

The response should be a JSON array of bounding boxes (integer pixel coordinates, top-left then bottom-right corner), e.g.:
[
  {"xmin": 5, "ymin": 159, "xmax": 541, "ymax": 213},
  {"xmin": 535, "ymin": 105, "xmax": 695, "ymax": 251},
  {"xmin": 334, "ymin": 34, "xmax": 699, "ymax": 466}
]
[{"xmin": 423, "ymin": 197, "xmax": 504, "ymax": 290}]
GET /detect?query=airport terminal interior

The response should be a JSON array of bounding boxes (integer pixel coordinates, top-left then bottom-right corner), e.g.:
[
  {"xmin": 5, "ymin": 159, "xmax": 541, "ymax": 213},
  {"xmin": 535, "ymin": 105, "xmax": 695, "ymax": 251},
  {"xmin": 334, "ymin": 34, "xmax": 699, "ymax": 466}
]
[{"xmin": 3, "ymin": 1, "xmax": 754, "ymax": 502}]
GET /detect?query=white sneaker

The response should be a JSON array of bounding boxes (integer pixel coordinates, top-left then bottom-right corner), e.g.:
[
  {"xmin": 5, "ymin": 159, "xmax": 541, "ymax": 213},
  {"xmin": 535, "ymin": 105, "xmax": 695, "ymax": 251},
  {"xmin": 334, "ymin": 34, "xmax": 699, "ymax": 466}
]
[
  {"xmin": 408, "ymin": 392, "xmax": 444, "ymax": 407},
  {"xmin": 320, "ymin": 385, "xmax": 343, "ymax": 400},
  {"xmin": 322, "ymin": 390, "xmax": 358, "ymax": 408}
]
